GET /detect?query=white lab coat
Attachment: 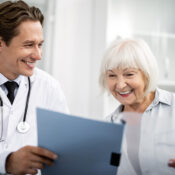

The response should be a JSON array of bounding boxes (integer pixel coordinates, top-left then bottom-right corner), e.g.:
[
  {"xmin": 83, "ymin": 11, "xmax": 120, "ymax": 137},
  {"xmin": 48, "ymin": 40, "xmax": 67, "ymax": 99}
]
[{"xmin": 0, "ymin": 68, "xmax": 69, "ymax": 174}]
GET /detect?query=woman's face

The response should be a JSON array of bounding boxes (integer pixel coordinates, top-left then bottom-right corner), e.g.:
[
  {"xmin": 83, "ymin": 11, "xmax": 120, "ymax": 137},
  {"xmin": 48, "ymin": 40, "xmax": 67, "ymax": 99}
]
[{"xmin": 106, "ymin": 67, "xmax": 147, "ymax": 106}]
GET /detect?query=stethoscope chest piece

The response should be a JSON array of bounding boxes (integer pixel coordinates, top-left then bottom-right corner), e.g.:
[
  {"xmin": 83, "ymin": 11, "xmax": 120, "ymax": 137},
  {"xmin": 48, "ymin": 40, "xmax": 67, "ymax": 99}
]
[{"xmin": 17, "ymin": 121, "xmax": 30, "ymax": 133}]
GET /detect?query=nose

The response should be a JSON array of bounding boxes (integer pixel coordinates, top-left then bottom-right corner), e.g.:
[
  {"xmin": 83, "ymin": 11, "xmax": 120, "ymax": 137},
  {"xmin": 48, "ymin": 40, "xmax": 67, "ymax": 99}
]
[
  {"xmin": 115, "ymin": 78, "xmax": 127, "ymax": 91},
  {"xmin": 32, "ymin": 46, "xmax": 42, "ymax": 60}
]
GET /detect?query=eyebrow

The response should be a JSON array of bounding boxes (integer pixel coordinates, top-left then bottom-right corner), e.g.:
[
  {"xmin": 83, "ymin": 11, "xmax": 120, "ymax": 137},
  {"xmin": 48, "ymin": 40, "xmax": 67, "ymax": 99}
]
[
  {"xmin": 23, "ymin": 40, "xmax": 44, "ymax": 44},
  {"xmin": 107, "ymin": 70, "xmax": 114, "ymax": 73},
  {"xmin": 123, "ymin": 68, "xmax": 137, "ymax": 72}
]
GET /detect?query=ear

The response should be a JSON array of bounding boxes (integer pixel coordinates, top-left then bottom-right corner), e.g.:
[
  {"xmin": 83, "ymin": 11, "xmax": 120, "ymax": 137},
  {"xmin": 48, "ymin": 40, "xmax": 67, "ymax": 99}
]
[{"xmin": 0, "ymin": 37, "xmax": 5, "ymax": 52}]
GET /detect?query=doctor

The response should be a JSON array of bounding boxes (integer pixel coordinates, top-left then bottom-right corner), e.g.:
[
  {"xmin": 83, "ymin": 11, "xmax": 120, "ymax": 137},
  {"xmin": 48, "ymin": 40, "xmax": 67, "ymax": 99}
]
[{"xmin": 0, "ymin": 0, "xmax": 69, "ymax": 174}]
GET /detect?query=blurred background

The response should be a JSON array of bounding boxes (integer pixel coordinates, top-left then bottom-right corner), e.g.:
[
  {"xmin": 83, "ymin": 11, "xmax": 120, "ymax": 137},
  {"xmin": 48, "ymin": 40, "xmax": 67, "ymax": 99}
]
[{"xmin": 1, "ymin": 0, "xmax": 175, "ymax": 119}]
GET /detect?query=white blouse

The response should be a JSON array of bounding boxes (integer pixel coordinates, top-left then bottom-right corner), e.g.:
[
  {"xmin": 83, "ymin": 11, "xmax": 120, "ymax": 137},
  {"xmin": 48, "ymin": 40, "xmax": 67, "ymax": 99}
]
[{"xmin": 107, "ymin": 88, "xmax": 175, "ymax": 175}]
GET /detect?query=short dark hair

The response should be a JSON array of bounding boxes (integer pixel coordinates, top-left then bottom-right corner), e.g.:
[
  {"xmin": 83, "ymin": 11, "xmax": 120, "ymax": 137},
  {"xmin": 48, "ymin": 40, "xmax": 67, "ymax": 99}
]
[{"xmin": 0, "ymin": 0, "xmax": 44, "ymax": 45}]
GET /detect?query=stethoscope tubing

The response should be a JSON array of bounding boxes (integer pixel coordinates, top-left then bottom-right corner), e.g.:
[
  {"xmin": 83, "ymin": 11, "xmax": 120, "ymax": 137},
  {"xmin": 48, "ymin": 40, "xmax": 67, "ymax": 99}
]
[
  {"xmin": 23, "ymin": 77, "xmax": 31, "ymax": 122},
  {"xmin": 0, "ymin": 98, "xmax": 3, "ymax": 141},
  {"xmin": 0, "ymin": 77, "xmax": 31, "ymax": 139}
]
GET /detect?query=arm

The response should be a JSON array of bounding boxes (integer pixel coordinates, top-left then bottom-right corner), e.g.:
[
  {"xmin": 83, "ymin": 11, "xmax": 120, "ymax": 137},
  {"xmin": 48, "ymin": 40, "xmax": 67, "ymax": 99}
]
[{"xmin": 6, "ymin": 145, "xmax": 57, "ymax": 175}]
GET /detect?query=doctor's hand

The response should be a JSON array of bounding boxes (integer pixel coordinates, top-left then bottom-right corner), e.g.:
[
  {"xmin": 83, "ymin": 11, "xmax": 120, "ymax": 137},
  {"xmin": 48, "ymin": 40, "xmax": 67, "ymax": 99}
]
[
  {"xmin": 5, "ymin": 145, "xmax": 58, "ymax": 175},
  {"xmin": 168, "ymin": 159, "xmax": 175, "ymax": 168}
]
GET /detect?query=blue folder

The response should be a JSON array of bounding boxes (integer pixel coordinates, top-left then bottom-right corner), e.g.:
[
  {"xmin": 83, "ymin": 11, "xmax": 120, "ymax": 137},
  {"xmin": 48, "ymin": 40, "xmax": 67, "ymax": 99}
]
[{"xmin": 37, "ymin": 108, "xmax": 125, "ymax": 175}]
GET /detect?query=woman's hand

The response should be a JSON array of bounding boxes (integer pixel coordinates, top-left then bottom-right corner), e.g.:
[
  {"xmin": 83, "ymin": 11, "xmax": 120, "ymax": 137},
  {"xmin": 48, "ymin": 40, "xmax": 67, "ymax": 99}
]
[
  {"xmin": 168, "ymin": 159, "xmax": 175, "ymax": 168},
  {"xmin": 5, "ymin": 145, "xmax": 57, "ymax": 175}
]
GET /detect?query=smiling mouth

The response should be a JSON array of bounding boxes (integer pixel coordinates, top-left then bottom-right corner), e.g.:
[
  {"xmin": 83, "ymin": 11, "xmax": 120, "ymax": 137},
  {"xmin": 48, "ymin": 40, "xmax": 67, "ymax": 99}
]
[
  {"xmin": 119, "ymin": 90, "xmax": 132, "ymax": 95},
  {"xmin": 117, "ymin": 89, "xmax": 133, "ymax": 97},
  {"xmin": 22, "ymin": 60, "xmax": 36, "ymax": 68}
]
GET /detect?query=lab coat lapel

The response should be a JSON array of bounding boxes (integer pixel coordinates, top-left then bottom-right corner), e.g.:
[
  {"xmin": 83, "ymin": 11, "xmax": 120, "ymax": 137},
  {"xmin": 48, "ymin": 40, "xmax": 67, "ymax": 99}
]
[
  {"xmin": 0, "ymin": 87, "xmax": 11, "ymax": 107},
  {"xmin": 13, "ymin": 76, "xmax": 28, "ymax": 107}
]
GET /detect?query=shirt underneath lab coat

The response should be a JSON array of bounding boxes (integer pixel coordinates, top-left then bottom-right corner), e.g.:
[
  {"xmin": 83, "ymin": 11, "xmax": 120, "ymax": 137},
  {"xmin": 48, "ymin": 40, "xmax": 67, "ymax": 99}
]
[
  {"xmin": 107, "ymin": 88, "xmax": 175, "ymax": 175},
  {"xmin": 0, "ymin": 68, "xmax": 69, "ymax": 174}
]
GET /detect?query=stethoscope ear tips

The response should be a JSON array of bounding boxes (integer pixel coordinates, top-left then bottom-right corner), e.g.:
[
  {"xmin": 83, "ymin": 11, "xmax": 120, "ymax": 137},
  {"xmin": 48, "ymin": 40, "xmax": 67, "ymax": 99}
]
[{"xmin": 17, "ymin": 121, "xmax": 30, "ymax": 133}]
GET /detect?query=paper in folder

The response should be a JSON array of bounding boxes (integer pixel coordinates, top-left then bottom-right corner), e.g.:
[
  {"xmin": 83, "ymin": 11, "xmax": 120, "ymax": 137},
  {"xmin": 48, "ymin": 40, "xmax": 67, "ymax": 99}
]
[{"xmin": 37, "ymin": 108, "xmax": 125, "ymax": 175}]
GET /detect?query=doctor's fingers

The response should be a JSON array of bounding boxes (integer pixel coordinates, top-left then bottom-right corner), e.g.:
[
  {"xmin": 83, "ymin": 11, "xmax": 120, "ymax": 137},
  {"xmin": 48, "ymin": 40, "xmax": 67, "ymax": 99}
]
[
  {"xmin": 168, "ymin": 159, "xmax": 175, "ymax": 168},
  {"xmin": 13, "ymin": 168, "xmax": 38, "ymax": 175},
  {"xmin": 29, "ymin": 146, "xmax": 58, "ymax": 160},
  {"xmin": 29, "ymin": 154, "xmax": 55, "ymax": 166}
]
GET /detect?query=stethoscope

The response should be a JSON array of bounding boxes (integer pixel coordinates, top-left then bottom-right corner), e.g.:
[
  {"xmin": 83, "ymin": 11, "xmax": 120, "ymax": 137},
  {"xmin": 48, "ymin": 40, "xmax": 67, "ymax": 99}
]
[{"xmin": 0, "ymin": 77, "xmax": 31, "ymax": 141}]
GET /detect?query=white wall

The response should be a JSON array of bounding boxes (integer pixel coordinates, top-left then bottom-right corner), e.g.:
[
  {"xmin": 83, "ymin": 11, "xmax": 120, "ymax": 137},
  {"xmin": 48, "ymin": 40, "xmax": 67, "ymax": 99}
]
[
  {"xmin": 45, "ymin": 0, "xmax": 108, "ymax": 119},
  {"xmin": 107, "ymin": 0, "xmax": 175, "ymax": 93}
]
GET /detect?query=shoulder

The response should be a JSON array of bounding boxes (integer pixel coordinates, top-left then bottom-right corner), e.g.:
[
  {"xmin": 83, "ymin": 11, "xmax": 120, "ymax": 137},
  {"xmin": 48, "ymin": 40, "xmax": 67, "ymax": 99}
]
[
  {"xmin": 30, "ymin": 68, "xmax": 65, "ymax": 99},
  {"xmin": 32, "ymin": 68, "xmax": 61, "ymax": 89},
  {"xmin": 30, "ymin": 68, "xmax": 69, "ymax": 113},
  {"xmin": 157, "ymin": 88, "xmax": 175, "ymax": 106},
  {"xmin": 33, "ymin": 68, "xmax": 56, "ymax": 82}
]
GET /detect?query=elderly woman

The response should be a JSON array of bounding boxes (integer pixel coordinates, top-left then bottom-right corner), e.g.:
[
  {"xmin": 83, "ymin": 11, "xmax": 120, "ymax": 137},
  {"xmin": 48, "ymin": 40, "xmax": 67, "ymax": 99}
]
[{"xmin": 99, "ymin": 38, "xmax": 175, "ymax": 175}]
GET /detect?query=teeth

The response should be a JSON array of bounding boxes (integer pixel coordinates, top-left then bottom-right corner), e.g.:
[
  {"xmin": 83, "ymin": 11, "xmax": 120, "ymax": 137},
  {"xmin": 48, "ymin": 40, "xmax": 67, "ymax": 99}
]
[
  {"xmin": 119, "ymin": 90, "xmax": 132, "ymax": 95},
  {"xmin": 26, "ymin": 62, "xmax": 35, "ymax": 66},
  {"xmin": 22, "ymin": 60, "xmax": 35, "ymax": 67}
]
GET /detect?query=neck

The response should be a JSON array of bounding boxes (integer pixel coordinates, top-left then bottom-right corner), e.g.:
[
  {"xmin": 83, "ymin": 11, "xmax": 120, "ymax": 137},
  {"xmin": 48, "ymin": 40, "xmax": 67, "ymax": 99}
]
[
  {"xmin": 0, "ymin": 68, "xmax": 18, "ymax": 80},
  {"xmin": 0, "ymin": 71, "xmax": 18, "ymax": 80},
  {"xmin": 123, "ymin": 91, "xmax": 155, "ymax": 113}
]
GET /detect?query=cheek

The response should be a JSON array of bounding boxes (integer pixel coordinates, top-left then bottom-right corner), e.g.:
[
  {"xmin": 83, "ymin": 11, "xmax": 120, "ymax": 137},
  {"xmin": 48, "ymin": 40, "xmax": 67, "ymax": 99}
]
[
  {"xmin": 106, "ymin": 79, "xmax": 115, "ymax": 90},
  {"xmin": 132, "ymin": 81, "xmax": 146, "ymax": 95},
  {"xmin": 5, "ymin": 51, "xmax": 18, "ymax": 62}
]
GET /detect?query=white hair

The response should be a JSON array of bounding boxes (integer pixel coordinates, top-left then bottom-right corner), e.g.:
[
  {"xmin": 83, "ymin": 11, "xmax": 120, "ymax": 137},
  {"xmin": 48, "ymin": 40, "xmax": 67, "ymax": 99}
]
[{"xmin": 99, "ymin": 38, "xmax": 159, "ymax": 95}]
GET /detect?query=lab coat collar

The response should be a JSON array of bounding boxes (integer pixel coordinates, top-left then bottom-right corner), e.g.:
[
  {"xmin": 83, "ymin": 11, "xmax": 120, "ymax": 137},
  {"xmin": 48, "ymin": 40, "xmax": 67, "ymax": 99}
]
[
  {"xmin": 0, "ymin": 73, "xmax": 22, "ymax": 86},
  {"xmin": 22, "ymin": 67, "xmax": 37, "ymax": 86},
  {"xmin": 28, "ymin": 68, "xmax": 37, "ymax": 83},
  {"xmin": 0, "ymin": 66, "xmax": 38, "ymax": 86},
  {"xmin": 0, "ymin": 69, "xmax": 37, "ymax": 106}
]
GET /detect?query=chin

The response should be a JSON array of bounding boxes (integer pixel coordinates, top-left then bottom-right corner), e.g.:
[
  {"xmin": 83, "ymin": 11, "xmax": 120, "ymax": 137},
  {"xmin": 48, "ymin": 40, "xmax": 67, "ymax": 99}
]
[
  {"xmin": 20, "ymin": 70, "xmax": 34, "ymax": 77},
  {"xmin": 120, "ymin": 100, "xmax": 134, "ymax": 106}
]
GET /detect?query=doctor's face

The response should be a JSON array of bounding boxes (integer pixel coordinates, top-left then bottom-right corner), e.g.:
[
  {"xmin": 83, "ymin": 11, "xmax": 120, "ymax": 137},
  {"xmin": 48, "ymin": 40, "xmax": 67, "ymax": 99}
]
[
  {"xmin": 106, "ymin": 67, "xmax": 147, "ymax": 107},
  {"xmin": 0, "ymin": 20, "xmax": 44, "ymax": 80}
]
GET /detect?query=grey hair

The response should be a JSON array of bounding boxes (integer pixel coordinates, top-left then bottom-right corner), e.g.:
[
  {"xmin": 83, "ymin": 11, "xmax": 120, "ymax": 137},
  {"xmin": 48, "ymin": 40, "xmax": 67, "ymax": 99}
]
[{"xmin": 99, "ymin": 38, "xmax": 159, "ymax": 95}]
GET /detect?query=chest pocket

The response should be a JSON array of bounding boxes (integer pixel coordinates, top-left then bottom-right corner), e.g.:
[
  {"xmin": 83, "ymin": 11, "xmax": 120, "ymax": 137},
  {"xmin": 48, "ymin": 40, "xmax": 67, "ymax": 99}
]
[{"xmin": 154, "ymin": 130, "xmax": 175, "ymax": 174}]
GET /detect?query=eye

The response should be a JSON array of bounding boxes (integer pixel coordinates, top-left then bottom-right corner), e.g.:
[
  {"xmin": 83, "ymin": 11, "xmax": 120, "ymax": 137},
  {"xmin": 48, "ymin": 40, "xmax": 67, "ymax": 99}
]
[
  {"xmin": 38, "ymin": 43, "xmax": 43, "ymax": 48},
  {"xmin": 126, "ymin": 73, "xmax": 134, "ymax": 76},
  {"xmin": 24, "ymin": 44, "xmax": 33, "ymax": 47},
  {"xmin": 107, "ymin": 74, "xmax": 117, "ymax": 78}
]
